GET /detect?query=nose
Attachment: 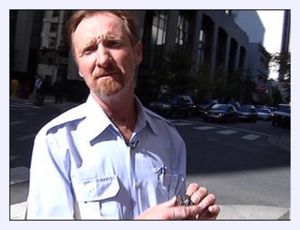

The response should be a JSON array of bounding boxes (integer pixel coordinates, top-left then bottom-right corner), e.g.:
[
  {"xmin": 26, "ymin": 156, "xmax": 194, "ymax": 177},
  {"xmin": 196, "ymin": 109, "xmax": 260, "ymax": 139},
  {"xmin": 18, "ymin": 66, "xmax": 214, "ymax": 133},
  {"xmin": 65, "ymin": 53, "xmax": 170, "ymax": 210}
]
[{"xmin": 95, "ymin": 45, "xmax": 111, "ymax": 67}]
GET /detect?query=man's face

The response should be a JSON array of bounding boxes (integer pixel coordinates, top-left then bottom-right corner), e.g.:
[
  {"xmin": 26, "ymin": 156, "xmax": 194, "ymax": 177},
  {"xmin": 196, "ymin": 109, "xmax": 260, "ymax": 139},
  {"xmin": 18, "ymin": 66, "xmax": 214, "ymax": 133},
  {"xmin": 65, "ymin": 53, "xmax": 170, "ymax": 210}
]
[{"xmin": 72, "ymin": 12, "xmax": 142, "ymax": 98}]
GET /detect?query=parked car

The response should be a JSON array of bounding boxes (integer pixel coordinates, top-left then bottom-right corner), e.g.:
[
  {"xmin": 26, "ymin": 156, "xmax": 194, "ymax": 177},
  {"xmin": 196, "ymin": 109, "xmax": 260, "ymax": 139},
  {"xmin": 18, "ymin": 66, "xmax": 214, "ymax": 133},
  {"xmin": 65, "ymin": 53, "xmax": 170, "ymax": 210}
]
[
  {"xmin": 256, "ymin": 107, "xmax": 273, "ymax": 121},
  {"xmin": 272, "ymin": 104, "xmax": 290, "ymax": 127},
  {"xmin": 237, "ymin": 105, "xmax": 257, "ymax": 122},
  {"xmin": 196, "ymin": 99, "xmax": 218, "ymax": 117},
  {"xmin": 148, "ymin": 94, "xmax": 195, "ymax": 118},
  {"xmin": 227, "ymin": 100, "xmax": 241, "ymax": 110},
  {"xmin": 203, "ymin": 103, "xmax": 238, "ymax": 123},
  {"xmin": 148, "ymin": 96, "xmax": 172, "ymax": 117},
  {"xmin": 170, "ymin": 95, "xmax": 196, "ymax": 118}
]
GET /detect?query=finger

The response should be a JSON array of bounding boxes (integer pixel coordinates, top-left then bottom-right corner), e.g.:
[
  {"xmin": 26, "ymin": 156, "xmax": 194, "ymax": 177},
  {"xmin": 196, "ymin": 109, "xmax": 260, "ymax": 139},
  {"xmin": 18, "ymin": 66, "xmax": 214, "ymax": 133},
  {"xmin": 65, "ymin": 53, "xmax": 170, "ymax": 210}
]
[
  {"xmin": 172, "ymin": 204, "xmax": 200, "ymax": 220},
  {"xmin": 190, "ymin": 187, "xmax": 208, "ymax": 204},
  {"xmin": 198, "ymin": 193, "xmax": 217, "ymax": 213},
  {"xmin": 208, "ymin": 204, "xmax": 220, "ymax": 215},
  {"xmin": 186, "ymin": 183, "xmax": 200, "ymax": 196},
  {"xmin": 197, "ymin": 205, "xmax": 220, "ymax": 220}
]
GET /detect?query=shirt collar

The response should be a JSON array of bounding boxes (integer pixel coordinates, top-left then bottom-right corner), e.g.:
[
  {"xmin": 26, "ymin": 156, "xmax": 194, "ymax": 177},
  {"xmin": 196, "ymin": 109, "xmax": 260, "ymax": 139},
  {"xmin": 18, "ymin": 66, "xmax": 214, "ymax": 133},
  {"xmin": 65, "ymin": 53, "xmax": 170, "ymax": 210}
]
[
  {"xmin": 84, "ymin": 94, "xmax": 113, "ymax": 141},
  {"xmin": 135, "ymin": 97, "xmax": 159, "ymax": 136},
  {"xmin": 83, "ymin": 94, "xmax": 159, "ymax": 142}
]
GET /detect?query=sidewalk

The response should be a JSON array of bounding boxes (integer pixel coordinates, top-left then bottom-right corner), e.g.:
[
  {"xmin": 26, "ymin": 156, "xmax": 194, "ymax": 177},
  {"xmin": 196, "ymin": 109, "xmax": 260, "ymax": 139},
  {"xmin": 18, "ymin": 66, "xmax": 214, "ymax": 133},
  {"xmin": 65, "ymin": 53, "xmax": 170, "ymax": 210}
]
[{"xmin": 10, "ymin": 95, "xmax": 79, "ymax": 110}]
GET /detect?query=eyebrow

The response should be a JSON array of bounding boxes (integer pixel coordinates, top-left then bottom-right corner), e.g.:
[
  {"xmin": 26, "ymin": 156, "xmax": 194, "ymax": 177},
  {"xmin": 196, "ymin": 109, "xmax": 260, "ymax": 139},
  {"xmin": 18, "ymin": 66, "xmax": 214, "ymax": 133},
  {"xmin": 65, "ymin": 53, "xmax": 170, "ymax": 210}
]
[
  {"xmin": 99, "ymin": 32, "xmax": 124, "ymax": 42},
  {"xmin": 78, "ymin": 38, "xmax": 97, "ymax": 54},
  {"xmin": 77, "ymin": 30, "xmax": 128, "ymax": 56}
]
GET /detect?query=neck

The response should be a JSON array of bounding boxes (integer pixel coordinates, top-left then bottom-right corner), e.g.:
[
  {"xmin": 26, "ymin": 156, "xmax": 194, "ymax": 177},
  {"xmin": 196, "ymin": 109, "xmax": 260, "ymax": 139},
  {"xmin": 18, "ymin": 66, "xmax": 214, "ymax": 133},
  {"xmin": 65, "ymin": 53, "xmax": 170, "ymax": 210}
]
[{"xmin": 91, "ymin": 91, "xmax": 137, "ymax": 143}]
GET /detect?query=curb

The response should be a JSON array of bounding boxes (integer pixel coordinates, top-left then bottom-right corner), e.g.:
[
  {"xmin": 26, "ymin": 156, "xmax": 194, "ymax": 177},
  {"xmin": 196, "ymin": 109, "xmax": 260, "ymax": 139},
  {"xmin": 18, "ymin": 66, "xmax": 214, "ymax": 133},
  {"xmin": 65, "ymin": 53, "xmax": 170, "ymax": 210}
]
[
  {"xmin": 10, "ymin": 201, "xmax": 27, "ymax": 220},
  {"xmin": 217, "ymin": 205, "xmax": 290, "ymax": 220}
]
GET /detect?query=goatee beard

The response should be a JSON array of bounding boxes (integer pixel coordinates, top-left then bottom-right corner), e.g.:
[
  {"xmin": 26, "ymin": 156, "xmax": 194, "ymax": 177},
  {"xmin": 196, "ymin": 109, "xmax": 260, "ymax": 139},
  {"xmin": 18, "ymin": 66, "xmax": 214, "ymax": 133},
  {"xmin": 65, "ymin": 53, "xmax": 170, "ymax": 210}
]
[
  {"xmin": 92, "ymin": 62, "xmax": 124, "ymax": 96},
  {"xmin": 97, "ymin": 76, "xmax": 123, "ymax": 96}
]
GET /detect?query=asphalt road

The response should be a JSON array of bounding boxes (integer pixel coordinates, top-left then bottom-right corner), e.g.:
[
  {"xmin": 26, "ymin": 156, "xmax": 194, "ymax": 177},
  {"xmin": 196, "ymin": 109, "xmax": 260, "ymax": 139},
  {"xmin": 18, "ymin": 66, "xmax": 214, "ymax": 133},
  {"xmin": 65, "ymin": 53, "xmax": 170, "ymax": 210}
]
[{"xmin": 173, "ymin": 118, "xmax": 290, "ymax": 208}]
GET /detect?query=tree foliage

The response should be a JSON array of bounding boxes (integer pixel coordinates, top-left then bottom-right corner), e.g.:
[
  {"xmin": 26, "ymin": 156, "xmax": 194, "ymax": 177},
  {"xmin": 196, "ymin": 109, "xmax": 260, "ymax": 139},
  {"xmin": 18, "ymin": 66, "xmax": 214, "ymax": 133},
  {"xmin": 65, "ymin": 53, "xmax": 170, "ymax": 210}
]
[
  {"xmin": 270, "ymin": 51, "xmax": 290, "ymax": 103},
  {"xmin": 270, "ymin": 51, "xmax": 290, "ymax": 82}
]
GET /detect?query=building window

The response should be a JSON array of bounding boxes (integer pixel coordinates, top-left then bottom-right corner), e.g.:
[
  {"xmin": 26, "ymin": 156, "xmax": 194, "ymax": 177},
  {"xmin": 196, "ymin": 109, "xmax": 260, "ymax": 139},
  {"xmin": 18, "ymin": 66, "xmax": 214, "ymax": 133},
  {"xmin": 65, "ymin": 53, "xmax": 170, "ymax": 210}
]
[
  {"xmin": 151, "ymin": 11, "xmax": 168, "ymax": 45},
  {"xmin": 52, "ymin": 10, "xmax": 59, "ymax": 18},
  {"xmin": 197, "ymin": 29, "xmax": 205, "ymax": 65},
  {"xmin": 48, "ymin": 38, "xmax": 56, "ymax": 48},
  {"xmin": 176, "ymin": 13, "xmax": 189, "ymax": 45},
  {"xmin": 50, "ymin": 23, "xmax": 58, "ymax": 32}
]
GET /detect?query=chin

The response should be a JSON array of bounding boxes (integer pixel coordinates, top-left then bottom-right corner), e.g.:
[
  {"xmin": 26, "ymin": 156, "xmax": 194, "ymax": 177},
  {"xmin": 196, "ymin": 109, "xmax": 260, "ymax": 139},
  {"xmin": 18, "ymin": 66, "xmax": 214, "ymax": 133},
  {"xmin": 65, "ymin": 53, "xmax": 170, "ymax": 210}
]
[{"xmin": 93, "ymin": 86, "xmax": 123, "ymax": 99}]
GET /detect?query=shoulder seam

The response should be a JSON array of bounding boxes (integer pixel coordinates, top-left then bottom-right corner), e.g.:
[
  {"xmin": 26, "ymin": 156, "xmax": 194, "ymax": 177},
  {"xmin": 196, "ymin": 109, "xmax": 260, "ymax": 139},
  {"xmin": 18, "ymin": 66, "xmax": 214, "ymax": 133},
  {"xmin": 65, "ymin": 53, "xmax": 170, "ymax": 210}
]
[{"xmin": 43, "ymin": 104, "xmax": 86, "ymax": 133}]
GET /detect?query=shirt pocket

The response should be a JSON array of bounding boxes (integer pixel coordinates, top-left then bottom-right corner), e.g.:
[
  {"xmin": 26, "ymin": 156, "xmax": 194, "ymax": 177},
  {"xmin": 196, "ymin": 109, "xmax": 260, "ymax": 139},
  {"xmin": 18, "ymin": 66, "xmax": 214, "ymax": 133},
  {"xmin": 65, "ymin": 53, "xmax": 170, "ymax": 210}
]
[
  {"xmin": 156, "ymin": 167, "xmax": 186, "ymax": 200},
  {"xmin": 71, "ymin": 175, "xmax": 122, "ymax": 219}
]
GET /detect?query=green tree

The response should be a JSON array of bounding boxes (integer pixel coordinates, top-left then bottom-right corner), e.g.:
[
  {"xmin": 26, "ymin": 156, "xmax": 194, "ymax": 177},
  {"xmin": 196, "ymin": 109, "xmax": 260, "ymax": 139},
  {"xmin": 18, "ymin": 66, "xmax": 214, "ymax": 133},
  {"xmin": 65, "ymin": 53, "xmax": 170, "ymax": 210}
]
[
  {"xmin": 272, "ymin": 86, "xmax": 283, "ymax": 105},
  {"xmin": 270, "ymin": 51, "xmax": 290, "ymax": 102},
  {"xmin": 190, "ymin": 63, "xmax": 213, "ymax": 102},
  {"xmin": 270, "ymin": 51, "xmax": 290, "ymax": 82},
  {"xmin": 159, "ymin": 46, "xmax": 193, "ymax": 93}
]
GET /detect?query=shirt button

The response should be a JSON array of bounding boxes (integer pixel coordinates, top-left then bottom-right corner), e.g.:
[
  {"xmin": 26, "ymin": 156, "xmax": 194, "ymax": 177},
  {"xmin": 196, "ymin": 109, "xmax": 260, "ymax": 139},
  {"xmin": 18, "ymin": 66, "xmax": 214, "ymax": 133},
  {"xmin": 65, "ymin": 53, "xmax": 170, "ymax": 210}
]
[{"xmin": 135, "ymin": 181, "xmax": 141, "ymax": 188}]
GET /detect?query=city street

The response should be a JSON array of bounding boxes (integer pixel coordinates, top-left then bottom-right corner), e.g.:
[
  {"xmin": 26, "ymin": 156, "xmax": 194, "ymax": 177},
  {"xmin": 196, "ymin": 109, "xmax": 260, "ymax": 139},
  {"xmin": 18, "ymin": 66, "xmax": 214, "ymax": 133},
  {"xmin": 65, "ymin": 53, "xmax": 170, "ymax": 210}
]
[
  {"xmin": 9, "ymin": 97, "xmax": 290, "ymax": 219},
  {"xmin": 8, "ymin": 9, "xmax": 292, "ymax": 221},
  {"xmin": 173, "ymin": 118, "xmax": 290, "ymax": 209}
]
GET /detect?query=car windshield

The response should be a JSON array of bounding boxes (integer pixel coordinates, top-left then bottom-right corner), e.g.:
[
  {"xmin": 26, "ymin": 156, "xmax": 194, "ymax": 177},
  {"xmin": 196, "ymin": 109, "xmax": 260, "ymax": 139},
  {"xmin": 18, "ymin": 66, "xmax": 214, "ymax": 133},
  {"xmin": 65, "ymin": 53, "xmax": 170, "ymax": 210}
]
[
  {"xmin": 239, "ymin": 106, "xmax": 256, "ymax": 112},
  {"xmin": 157, "ymin": 95, "xmax": 171, "ymax": 103},
  {"xmin": 258, "ymin": 108, "xmax": 270, "ymax": 113},
  {"xmin": 278, "ymin": 105, "xmax": 290, "ymax": 113},
  {"xmin": 172, "ymin": 96, "xmax": 193, "ymax": 104},
  {"xmin": 211, "ymin": 104, "xmax": 229, "ymax": 111}
]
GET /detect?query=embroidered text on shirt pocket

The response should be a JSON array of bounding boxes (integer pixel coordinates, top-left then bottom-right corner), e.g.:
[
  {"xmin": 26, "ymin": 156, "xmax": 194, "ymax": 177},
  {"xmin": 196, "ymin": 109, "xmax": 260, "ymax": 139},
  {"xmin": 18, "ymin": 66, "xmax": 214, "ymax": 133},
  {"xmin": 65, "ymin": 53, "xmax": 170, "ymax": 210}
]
[
  {"xmin": 72, "ymin": 175, "xmax": 119, "ymax": 202},
  {"xmin": 72, "ymin": 175, "xmax": 122, "ymax": 219}
]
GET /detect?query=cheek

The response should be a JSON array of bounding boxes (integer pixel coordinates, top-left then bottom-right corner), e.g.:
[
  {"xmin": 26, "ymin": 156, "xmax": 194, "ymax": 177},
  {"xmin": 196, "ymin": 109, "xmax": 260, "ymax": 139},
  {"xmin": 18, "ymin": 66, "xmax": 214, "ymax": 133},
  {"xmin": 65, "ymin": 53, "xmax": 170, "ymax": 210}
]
[
  {"xmin": 77, "ymin": 56, "xmax": 96, "ymax": 77},
  {"xmin": 116, "ymin": 51, "xmax": 137, "ymax": 74}
]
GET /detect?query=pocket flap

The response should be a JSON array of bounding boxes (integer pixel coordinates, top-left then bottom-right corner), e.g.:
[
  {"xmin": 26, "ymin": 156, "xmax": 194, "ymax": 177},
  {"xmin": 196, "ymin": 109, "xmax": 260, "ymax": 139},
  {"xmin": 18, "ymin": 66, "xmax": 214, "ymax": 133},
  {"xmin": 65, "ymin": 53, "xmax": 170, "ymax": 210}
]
[{"xmin": 72, "ymin": 175, "xmax": 120, "ymax": 202}]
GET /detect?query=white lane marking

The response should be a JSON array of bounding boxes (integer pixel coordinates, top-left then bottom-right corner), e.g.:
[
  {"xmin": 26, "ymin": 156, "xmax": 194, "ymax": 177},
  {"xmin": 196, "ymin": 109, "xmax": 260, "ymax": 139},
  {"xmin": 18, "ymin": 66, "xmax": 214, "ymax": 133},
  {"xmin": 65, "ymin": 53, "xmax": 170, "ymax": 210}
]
[
  {"xmin": 193, "ymin": 126, "xmax": 216, "ymax": 131},
  {"xmin": 172, "ymin": 122, "xmax": 194, "ymax": 126},
  {"xmin": 181, "ymin": 119, "xmax": 272, "ymax": 137},
  {"xmin": 217, "ymin": 130, "xmax": 238, "ymax": 135},
  {"xmin": 17, "ymin": 134, "xmax": 36, "ymax": 141},
  {"xmin": 241, "ymin": 134, "xmax": 261, "ymax": 141},
  {"xmin": 10, "ymin": 167, "xmax": 30, "ymax": 185},
  {"xmin": 10, "ymin": 121, "xmax": 23, "ymax": 125}
]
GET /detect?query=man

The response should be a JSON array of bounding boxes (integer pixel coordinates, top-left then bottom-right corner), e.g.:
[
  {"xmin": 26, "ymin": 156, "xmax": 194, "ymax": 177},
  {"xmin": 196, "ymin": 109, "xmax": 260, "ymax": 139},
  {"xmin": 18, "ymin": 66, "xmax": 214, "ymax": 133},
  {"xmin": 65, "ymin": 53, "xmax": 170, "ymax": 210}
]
[
  {"xmin": 26, "ymin": 10, "xmax": 219, "ymax": 220},
  {"xmin": 33, "ymin": 76, "xmax": 45, "ymax": 106}
]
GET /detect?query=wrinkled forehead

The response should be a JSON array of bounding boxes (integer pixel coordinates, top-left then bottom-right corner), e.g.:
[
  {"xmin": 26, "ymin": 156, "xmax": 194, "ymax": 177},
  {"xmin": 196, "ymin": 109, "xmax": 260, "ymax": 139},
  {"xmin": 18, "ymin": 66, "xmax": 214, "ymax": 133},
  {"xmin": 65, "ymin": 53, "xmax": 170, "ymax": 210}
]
[{"xmin": 72, "ymin": 12, "xmax": 129, "ymax": 42}]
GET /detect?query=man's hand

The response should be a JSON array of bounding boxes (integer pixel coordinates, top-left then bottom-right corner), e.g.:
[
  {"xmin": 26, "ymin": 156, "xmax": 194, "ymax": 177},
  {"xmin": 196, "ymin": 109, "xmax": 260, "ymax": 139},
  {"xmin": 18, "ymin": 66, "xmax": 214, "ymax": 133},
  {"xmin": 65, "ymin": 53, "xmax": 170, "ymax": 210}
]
[
  {"xmin": 185, "ymin": 183, "xmax": 220, "ymax": 220},
  {"xmin": 135, "ymin": 183, "xmax": 220, "ymax": 220}
]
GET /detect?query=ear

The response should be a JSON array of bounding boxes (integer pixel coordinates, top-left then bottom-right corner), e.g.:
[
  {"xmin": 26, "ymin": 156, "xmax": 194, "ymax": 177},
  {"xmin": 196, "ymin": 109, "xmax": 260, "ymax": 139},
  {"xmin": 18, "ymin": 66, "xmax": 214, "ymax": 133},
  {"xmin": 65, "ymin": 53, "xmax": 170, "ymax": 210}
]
[
  {"xmin": 134, "ymin": 42, "xmax": 143, "ymax": 65},
  {"xmin": 78, "ymin": 71, "xmax": 84, "ymax": 78}
]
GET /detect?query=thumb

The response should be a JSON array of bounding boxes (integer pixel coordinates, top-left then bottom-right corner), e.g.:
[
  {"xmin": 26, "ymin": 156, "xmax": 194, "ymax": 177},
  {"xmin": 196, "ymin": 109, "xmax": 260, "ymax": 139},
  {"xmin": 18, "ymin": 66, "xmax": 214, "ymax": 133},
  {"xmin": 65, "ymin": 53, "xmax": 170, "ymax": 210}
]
[{"xmin": 161, "ymin": 196, "xmax": 177, "ymax": 208}]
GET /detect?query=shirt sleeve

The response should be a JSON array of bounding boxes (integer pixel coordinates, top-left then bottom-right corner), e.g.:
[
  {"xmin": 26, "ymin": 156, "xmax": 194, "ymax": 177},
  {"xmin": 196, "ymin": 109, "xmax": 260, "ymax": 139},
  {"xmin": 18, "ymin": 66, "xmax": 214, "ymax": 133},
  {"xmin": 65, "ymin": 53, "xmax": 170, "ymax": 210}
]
[{"xmin": 26, "ymin": 127, "xmax": 75, "ymax": 219}]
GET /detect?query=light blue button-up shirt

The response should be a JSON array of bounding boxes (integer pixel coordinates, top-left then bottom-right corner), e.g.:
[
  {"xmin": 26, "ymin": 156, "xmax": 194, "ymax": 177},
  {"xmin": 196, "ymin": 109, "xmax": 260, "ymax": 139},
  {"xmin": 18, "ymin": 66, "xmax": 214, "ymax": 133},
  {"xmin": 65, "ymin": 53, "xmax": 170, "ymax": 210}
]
[{"xmin": 27, "ymin": 95, "xmax": 186, "ymax": 219}]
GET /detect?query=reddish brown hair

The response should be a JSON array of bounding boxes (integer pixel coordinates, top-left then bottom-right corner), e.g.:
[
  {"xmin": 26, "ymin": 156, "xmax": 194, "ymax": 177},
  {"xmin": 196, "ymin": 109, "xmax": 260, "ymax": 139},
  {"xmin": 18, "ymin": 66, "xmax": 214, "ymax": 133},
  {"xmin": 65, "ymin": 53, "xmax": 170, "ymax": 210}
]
[{"xmin": 66, "ymin": 10, "xmax": 139, "ymax": 52}]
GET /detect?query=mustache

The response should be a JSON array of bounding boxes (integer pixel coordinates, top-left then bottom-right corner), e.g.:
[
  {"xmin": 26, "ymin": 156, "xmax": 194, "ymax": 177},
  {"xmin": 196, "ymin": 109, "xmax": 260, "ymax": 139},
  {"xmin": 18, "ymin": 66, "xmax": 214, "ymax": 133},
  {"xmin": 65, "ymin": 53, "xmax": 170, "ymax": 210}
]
[{"xmin": 92, "ymin": 64, "xmax": 122, "ymax": 78}]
